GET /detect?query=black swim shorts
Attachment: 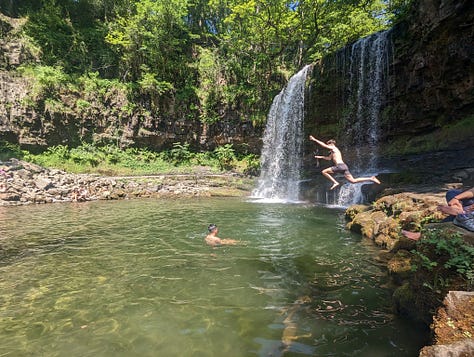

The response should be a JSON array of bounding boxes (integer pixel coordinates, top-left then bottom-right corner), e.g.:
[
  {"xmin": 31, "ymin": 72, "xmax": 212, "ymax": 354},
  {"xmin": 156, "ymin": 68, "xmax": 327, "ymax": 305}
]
[{"xmin": 330, "ymin": 163, "xmax": 351, "ymax": 176}]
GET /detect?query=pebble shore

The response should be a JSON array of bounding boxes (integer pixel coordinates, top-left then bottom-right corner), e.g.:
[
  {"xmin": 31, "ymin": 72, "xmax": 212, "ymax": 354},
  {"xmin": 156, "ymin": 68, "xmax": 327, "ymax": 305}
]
[{"xmin": 0, "ymin": 159, "xmax": 253, "ymax": 206}]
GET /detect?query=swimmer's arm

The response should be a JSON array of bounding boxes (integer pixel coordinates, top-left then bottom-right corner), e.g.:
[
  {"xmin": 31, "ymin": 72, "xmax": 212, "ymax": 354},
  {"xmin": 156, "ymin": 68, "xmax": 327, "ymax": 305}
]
[{"xmin": 220, "ymin": 238, "xmax": 239, "ymax": 245}]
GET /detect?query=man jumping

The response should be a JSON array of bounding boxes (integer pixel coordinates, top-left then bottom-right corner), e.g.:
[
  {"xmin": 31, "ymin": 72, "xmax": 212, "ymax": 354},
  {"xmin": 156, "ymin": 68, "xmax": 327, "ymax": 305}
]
[{"xmin": 309, "ymin": 135, "xmax": 381, "ymax": 190}]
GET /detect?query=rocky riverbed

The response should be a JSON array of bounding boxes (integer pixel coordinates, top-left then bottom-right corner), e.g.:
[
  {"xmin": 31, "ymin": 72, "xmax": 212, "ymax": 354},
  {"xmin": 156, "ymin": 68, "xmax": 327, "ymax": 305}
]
[{"xmin": 0, "ymin": 159, "xmax": 254, "ymax": 206}]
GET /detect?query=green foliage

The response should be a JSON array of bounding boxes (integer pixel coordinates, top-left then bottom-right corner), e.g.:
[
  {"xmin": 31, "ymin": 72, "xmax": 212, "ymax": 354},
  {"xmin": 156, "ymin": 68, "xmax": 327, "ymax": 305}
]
[
  {"xmin": 138, "ymin": 69, "xmax": 174, "ymax": 96},
  {"xmin": 214, "ymin": 144, "xmax": 236, "ymax": 170},
  {"xmin": 169, "ymin": 142, "xmax": 193, "ymax": 165},
  {"xmin": 386, "ymin": 0, "xmax": 415, "ymax": 23},
  {"xmin": 18, "ymin": 65, "xmax": 69, "ymax": 99},
  {"xmin": 196, "ymin": 47, "xmax": 224, "ymax": 123},
  {"xmin": 69, "ymin": 143, "xmax": 103, "ymax": 166},
  {"xmin": 242, "ymin": 153, "xmax": 260, "ymax": 176},
  {"xmin": 0, "ymin": 141, "xmax": 23, "ymax": 161},
  {"xmin": 106, "ymin": 0, "xmax": 192, "ymax": 84},
  {"xmin": 77, "ymin": 72, "xmax": 126, "ymax": 98},
  {"xmin": 22, "ymin": 142, "xmax": 257, "ymax": 175},
  {"xmin": 412, "ymin": 229, "xmax": 474, "ymax": 289},
  {"xmin": 8, "ymin": 0, "xmax": 406, "ymax": 129}
]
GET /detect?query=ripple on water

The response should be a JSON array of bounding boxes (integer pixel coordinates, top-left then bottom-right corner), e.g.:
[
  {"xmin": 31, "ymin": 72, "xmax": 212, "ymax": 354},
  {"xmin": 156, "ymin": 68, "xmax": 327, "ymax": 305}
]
[{"xmin": 0, "ymin": 198, "xmax": 428, "ymax": 356}]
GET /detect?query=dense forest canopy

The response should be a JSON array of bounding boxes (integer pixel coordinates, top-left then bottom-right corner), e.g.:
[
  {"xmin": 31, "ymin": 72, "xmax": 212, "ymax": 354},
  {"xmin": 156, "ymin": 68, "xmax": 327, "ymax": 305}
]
[{"xmin": 1, "ymin": 0, "xmax": 412, "ymax": 124}]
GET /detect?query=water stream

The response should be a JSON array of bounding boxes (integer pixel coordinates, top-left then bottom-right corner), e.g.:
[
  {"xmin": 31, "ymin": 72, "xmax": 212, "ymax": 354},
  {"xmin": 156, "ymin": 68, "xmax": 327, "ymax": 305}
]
[
  {"xmin": 252, "ymin": 65, "xmax": 311, "ymax": 202},
  {"xmin": 0, "ymin": 199, "xmax": 428, "ymax": 356},
  {"xmin": 336, "ymin": 30, "xmax": 393, "ymax": 206}
]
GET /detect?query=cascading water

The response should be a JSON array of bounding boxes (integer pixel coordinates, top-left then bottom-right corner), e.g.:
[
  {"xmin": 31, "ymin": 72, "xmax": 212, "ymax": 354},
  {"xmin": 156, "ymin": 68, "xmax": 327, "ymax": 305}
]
[
  {"xmin": 252, "ymin": 65, "xmax": 311, "ymax": 202},
  {"xmin": 337, "ymin": 30, "xmax": 392, "ymax": 206}
]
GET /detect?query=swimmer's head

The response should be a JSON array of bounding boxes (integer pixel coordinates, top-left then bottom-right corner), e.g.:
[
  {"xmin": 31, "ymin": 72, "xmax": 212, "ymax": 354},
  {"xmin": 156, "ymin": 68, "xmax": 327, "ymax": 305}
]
[
  {"xmin": 327, "ymin": 139, "xmax": 336, "ymax": 145},
  {"xmin": 208, "ymin": 224, "xmax": 218, "ymax": 232}
]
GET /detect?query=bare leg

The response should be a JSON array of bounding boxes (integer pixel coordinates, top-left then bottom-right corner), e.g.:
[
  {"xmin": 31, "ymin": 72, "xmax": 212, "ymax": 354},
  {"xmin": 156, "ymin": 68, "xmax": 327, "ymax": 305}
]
[
  {"xmin": 401, "ymin": 230, "xmax": 421, "ymax": 240},
  {"xmin": 322, "ymin": 168, "xmax": 340, "ymax": 190},
  {"xmin": 345, "ymin": 174, "xmax": 380, "ymax": 185},
  {"xmin": 437, "ymin": 204, "xmax": 464, "ymax": 216}
]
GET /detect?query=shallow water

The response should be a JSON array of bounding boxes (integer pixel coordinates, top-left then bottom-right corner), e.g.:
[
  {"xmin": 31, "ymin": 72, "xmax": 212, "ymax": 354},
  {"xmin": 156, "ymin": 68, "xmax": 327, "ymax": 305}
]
[{"xmin": 0, "ymin": 198, "xmax": 427, "ymax": 356}]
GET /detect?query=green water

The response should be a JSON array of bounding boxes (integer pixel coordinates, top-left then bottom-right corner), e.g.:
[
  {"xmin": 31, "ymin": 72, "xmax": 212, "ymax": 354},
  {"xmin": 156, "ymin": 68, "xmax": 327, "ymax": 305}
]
[{"xmin": 0, "ymin": 198, "xmax": 427, "ymax": 356}]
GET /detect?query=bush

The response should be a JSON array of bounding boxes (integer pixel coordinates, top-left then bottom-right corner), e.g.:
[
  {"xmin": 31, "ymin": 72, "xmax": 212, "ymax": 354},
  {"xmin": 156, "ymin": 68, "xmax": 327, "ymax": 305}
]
[
  {"xmin": 214, "ymin": 144, "xmax": 236, "ymax": 170},
  {"xmin": 169, "ymin": 142, "xmax": 193, "ymax": 165},
  {"xmin": 412, "ymin": 229, "xmax": 474, "ymax": 291},
  {"xmin": 18, "ymin": 65, "xmax": 69, "ymax": 99},
  {"xmin": 0, "ymin": 140, "xmax": 23, "ymax": 160},
  {"xmin": 242, "ymin": 153, "xmax": 260, "ymax": 176}
]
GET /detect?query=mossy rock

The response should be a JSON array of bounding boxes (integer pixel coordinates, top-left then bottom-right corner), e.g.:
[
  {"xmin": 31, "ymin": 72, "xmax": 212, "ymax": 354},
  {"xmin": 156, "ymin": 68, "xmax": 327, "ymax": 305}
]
[
  {"xmin": 350, "ymin": 210, "xmax": 388, "ymax": 239},
  {"xmin": 393, "ymin": 282, "xmax": 420, "ymax": 320},
  {"xmin": 373, "ymin": 194, "xmax": 415, "ymax": 216},
  {"xmin": 388, "ymin": 250, "xmax": 414, "ymax": 282},
  {"xmin": 345, "ymin": 204, "xmax": 371, "ymax": 221}
]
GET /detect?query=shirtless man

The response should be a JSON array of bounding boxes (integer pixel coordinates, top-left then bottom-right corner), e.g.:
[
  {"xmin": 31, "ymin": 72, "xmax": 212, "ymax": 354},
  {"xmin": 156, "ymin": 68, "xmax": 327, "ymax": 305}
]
[
  {"xmin": 309, "ymin": 135, "xmax": 381, "ymax": 190},
  {"xmin": 205, "ymin": 224, "xmax": 239, "ymax": 247}
]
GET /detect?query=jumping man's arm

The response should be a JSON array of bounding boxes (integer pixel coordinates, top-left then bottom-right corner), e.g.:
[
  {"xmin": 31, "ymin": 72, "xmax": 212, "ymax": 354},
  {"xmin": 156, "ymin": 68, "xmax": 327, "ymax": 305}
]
[
  {"xmin": 315, "ymin": 155, "xmax": 331, "ymax": 161},
  {"xmin": 309, "ymin": 135, "xmax": 332, "ymax": 149}
]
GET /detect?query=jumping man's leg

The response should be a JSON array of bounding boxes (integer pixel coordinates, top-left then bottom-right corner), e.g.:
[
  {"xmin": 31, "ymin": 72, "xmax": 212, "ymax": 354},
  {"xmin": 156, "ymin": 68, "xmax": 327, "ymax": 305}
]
[
  {"xmin": 322, "ymin": 168, "xmax": 340, "ymax": 190},
  {"xmin": 345, "ymin": 174, "xmax": 381, "ymax": 185}
]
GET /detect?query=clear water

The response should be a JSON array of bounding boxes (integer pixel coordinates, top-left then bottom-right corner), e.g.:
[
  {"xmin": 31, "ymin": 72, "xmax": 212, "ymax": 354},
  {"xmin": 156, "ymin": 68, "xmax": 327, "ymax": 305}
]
[{"xmin": 0, "ymin": 198, "xmax": 427, "ymax": 356}]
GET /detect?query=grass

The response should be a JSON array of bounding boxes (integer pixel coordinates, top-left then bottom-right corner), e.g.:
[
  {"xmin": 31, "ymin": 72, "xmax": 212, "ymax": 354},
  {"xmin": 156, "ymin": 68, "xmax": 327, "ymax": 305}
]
[{"xmin": 1, "ymin": 142, "xmax": 260, "ymax": 177}]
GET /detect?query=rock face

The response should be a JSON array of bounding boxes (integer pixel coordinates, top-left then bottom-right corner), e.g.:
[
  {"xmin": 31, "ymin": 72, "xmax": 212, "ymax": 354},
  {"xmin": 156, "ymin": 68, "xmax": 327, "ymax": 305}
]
[
  {"xmin": 386, "ymin": 0, "xmax": 474, "ymax": 138},
  {"xmin": 419, "ymin": 291, "xmax": 474, "ymax": 357},
  {"xmin": 304, "ymin": 0, "xmax": 474, "ymax": 169}
]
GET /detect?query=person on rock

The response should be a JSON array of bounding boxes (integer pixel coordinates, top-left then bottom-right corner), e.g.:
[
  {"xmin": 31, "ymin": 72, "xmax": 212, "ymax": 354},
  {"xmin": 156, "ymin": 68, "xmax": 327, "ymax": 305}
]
[
  {"xmin": 402, "ymin": 187, "xmax": 474, "ymax": 240},
  {"xmin": 205, "ymin": 224, "xmax": 239, "ymax": 247},
  {"xmin": 309, "ymin": 135, "xmax": 381, "ymax": 190},
  {"xmin": 437, "ymin": 187, "xmax": 474, "ymax": 220}
]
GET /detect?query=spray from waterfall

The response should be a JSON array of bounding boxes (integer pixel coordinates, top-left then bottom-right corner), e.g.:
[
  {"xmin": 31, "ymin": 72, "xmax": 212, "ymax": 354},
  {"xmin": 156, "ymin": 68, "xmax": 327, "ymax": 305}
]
[
  {"xmin": 336, "ymin": 30, "xmax": 392, "ymax": 206},
  {"xmin": 252, "ymin": 65, "xmax": 311, "ymax": 202}
]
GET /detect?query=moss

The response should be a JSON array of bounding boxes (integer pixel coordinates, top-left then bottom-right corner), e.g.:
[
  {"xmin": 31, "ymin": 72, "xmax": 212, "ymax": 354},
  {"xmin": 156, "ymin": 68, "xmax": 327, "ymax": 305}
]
[
  {"xmin": 388, "ymin": 250, "xmax": 414, "ymax": 279},
  {"xmin": 381, "ymin": 115, "xmax": 474, "ymax": 156},
  {"xmin": 393, "ymin": 283, "xmax": 417, "ymax": 317}
]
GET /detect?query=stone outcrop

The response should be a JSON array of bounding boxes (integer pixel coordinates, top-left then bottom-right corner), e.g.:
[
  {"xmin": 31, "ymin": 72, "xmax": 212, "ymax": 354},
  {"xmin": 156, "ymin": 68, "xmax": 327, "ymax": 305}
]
[
  {"xmin": 386, "ymin": 0, "xmax": 474, "ymax": 138},
  {"xmin": 419, "ymin": 291, "xmax": 474, "ymax": 357}
]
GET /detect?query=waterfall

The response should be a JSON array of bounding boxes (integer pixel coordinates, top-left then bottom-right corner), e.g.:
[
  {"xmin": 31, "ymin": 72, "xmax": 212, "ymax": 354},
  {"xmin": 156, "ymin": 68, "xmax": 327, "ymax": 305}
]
[
  {"xmin": 336, "ymin": 30, "xmax": 392, "ymax": 206},
  {"xmin": 252, "ymin": 65, "xmax": 311, "ymax": 202}
]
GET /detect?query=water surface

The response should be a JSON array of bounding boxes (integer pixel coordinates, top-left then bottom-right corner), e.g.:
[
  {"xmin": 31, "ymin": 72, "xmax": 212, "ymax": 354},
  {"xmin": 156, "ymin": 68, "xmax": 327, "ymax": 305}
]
[{"xmin": 0, "ymin": 198, "xmax": 427, "ymax": 356}]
